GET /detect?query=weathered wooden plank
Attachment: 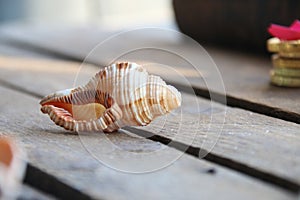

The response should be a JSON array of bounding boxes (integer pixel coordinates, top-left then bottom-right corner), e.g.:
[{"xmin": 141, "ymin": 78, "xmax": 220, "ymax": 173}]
[
  {"xmin": 0, "ymin": 86, "xmax": 293, "ymax": 200},
  {"xmin": 0, "ymin": 25, "xmax": 110, "ymax": 61},
  {"xmin": 19, "ymin": 184, "xmax": 56, "ymax": 200},
  {"xmin": 1, "ymin": 25, "xmax": 300, "ymax": 123},
  {"xmin": 0, "ymin": 56, "xmax": 299, "ymax": 191},
  {"xmin": 0, "ymin": 40, "xmax": 59, "ymax": 60}
]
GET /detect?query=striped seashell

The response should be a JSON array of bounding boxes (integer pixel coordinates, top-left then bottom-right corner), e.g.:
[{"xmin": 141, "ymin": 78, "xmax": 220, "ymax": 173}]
[{"xmin": 40, "ymin": 62, "xmax": 181, "ymax": 132}]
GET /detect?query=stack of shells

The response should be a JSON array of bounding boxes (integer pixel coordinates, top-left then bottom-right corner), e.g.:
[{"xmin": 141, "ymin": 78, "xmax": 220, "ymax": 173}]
[{"xmin": 267, "ymin": 20, "xmax": 300, "ymax": 87}]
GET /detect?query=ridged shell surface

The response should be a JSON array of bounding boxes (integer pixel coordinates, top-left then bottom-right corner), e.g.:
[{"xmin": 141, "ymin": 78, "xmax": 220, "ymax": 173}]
[{"xmin": 40, "ymin": 62, "xmax": 181, "ymax": 132}]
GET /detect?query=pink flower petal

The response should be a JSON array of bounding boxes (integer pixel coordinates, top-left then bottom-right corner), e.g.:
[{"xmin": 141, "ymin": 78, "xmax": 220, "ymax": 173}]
[
  {"xmin": 268, "ymin": 23, "xmax": 300, "ymax": 40},
  {"xmin": 290, "ymin": 20, "xmax": 300, "ymax": 31}
]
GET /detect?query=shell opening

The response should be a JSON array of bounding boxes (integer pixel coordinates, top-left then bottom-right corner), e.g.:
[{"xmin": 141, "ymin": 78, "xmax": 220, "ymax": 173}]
[
  {"xmin": 40, "ymin": 90, "xmax": 109, "ymax": 122},
  {"xmin": 40, "ymin": 89, "xmax": 122, "ymax": 132},
  {"xmin": 42, "ymin": 102, "xmax": 107, "ymax": 121}
]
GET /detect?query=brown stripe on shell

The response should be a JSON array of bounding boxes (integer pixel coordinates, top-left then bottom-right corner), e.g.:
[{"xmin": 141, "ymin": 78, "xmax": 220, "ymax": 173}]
[{"xmin": 41, "ymin": 89, "xmax": 114, "ymax": 108}]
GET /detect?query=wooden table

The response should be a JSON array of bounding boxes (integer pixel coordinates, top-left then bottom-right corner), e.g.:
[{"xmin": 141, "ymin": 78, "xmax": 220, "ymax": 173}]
[{"xmin": 0, "ymin": 24, "xmax": 299, "ymax": 200}]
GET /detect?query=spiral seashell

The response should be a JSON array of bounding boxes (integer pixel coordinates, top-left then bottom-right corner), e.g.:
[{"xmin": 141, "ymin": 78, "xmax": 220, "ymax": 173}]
[{"xmin": 40, "ymin": 62, "xmax": 181, "ymax": 132}]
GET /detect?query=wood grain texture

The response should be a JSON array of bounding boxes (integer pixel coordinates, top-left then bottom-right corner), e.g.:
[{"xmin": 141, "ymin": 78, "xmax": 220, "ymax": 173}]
[
  {"xmin": 0, "ymin": 86, "xmax": 293, "ymax": 200},
  {"xmin": 0, "ymin": 56, "xmax": 299, "ymax": 192},
  {"xmin": 1, "ymin": 25, "xmax": 299, "ymax": 123}
]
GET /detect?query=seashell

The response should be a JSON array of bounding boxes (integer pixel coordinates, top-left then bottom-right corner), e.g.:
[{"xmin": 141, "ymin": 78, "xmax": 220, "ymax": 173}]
[
  {"xmin": 0, "ymin": 137, "xmax": 26, "ymax": 200},
  {"xmin": 40, "ymin": 62, "xmax": 181, "ymax": 132}
]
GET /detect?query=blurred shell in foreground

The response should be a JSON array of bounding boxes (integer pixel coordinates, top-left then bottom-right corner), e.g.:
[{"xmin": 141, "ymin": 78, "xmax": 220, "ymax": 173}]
[
  {"xmin": 40, "ymin": 62, "xmax": 181, "ymax": 132},
  {"xmin": 0, "ymin": 137, "xmax": 26, "ymax": 200}
]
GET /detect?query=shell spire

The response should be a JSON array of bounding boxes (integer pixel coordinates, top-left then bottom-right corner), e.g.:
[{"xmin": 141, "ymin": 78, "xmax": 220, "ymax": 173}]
[{"xmin": 40, "ymin": 62, "xmax": 181, "ymax": 132}]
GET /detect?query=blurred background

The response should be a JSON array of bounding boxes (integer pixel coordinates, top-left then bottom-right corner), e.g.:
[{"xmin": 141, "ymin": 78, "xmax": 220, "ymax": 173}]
[
  {"xmin": 0, "ymin": 0, "xmax": 175, "ymax": 30},
  {"xmin": 0, "ymin": 0, "xmax": 299, "ymax": 52}
]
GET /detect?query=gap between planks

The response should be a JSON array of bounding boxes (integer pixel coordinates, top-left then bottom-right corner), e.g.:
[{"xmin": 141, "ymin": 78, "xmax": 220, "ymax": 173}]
[
  {"xmin": 24, "ymin": 164, "xmax": 94, "ymax": 200},
  {"xmin": 170, "ymin": 83, "xmax": 300, "ymax": 124},
  {"xmin": 124, "ymin": 127, "xmax": 300, "ymax": 193},
  {"xmin": 1, "ymin": 78, "xmax": 299, "ymax": 194}
]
